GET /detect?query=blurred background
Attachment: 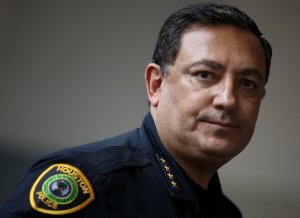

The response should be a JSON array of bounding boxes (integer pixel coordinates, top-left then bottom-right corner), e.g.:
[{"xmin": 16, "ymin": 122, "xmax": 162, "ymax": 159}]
[{"xmin": 1, "ymin": 0, "xmax": 299, "ymax": 217}]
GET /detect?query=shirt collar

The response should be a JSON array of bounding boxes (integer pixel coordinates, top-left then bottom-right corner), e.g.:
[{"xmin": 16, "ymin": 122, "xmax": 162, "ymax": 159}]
[{"xmin": 139, "ymin": 113, "xmax": 224, "ymax": 201}]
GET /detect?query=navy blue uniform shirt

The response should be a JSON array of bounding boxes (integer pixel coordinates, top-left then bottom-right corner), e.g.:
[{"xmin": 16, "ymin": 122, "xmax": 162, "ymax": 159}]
[{"xmin": 0, "ymin": 113, "xmax": 242, "ymax": 217}]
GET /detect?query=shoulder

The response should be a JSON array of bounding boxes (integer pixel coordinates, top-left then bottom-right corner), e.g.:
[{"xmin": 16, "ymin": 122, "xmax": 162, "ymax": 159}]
[
  {"xmin": 15, "ymin": 129, "xmax": 152, "ymax": 216},
  {"xmin": 31, "ymin": 129, "xmax": 151, "ymax": 174}
]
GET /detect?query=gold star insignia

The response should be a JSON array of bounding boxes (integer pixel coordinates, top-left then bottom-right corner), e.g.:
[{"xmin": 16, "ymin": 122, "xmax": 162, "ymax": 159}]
[
  {"xmin": 171, "ymin": 181, "xmax": 178, "ymax": 188},
  {"xmin": 167, "ymin": 172, "xmax": 174, "ymax": 180},
  {"xmin": 164, "ymin": 165, "xmax": 170, "ymax": 171},
  {"xmin": 160, "ymin": 158, "xmax": 166, "ymax": 164}
]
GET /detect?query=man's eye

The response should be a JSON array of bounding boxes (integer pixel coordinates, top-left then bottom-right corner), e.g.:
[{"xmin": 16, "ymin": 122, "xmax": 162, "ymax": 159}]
[
  {"xmin": 241, "ymin": 79, "xmax": 257, "ymax": 89},
  {"xmin": 197, "ymin": 71, "xmax": 212, "ymax": 79}
]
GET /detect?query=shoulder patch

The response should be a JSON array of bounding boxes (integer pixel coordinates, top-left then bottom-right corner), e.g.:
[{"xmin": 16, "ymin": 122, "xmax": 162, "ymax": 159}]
[{"xmin": 29, "ymin": 163, "xmax": 95, "ymax": 215}]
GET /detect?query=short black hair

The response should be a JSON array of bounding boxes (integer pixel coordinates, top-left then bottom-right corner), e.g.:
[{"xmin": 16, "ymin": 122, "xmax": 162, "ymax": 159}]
[{"xmin": 152, "ymin": 2, "xmax": 272, "ymax": 83}]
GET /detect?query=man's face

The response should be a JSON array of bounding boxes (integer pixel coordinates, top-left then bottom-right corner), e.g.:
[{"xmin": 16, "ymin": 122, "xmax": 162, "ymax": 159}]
[{"xmin": 154, "ymin": 25, "xmax": 266, "ymax": 163}]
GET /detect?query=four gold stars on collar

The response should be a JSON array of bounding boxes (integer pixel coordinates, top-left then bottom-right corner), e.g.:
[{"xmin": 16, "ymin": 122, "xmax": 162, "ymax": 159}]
[{"xmin": 158, "ymin": 156, "xmax": 179, "ymax": 189}]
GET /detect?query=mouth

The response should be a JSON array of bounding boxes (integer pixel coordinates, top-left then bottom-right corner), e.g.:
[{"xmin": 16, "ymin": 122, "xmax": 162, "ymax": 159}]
[
  {"xmin": 207, "ymin": 120, "xmax": 239, "ymax": 128},
  {"xmin": 197, "ymin": 112, "xmax": 242, "ymax": 130},
  {"xmin": 201, "ymin": 119, "xmax": 241, "ymax": 129}
]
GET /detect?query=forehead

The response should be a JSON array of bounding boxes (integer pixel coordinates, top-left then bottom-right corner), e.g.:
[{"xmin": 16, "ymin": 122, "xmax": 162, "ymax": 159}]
[{"xmin": 176, "ymin": 25, "xmax": 266, "ymax": 75}]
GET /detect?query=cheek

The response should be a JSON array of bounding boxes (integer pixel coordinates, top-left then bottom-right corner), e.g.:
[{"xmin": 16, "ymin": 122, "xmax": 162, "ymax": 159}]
[
  {"xmin": 188, "ymin": 90, "xmax": 213, "ymax": 114},
  {"xmin": 160, "ymin": 77, "xmax": 213, "ymax": 118},
  {"xmin": 241, "ymin": 100, "xmax": 262, "ymax": 130},
  {"xmin": 157, "ymin": 87, "xmax": 182, "ymax": 121}
]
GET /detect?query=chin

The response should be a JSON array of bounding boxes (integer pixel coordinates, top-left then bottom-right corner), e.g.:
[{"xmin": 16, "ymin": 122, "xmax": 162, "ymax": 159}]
[{"xmin": 199, "ymin": 139, "xmax": 246, "ymax": 159}]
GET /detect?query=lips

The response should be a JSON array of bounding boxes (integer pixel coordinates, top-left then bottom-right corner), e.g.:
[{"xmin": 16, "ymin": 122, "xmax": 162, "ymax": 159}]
[
  {"xmin": 197, "ymin": 111, "xmax": 242, "ymax": 130},
  {"xmin": 197, "ymin": 114, "xmax": 241, "ymax": 129},
  {"xmin": 205, "ymin": 120, "xmax": 240, "ymax": 128}
]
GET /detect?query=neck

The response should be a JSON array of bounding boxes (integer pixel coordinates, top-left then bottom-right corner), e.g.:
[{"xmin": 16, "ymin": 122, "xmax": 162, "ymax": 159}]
[{"xmin": 168, "ymin": 150, "xmax": 223, "ymax": 189}]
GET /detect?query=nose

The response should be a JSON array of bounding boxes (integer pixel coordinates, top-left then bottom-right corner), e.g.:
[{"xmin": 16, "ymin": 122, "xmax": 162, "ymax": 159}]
[{"xmin": 212, "ymin": 80, "xmax": 237, "ymax": 111}]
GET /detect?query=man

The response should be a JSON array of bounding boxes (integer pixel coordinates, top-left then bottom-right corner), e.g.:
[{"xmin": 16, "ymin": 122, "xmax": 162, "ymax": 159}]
[{"xmin": 0, "ymin": 2, "xmax": 272, "ymax": 217}]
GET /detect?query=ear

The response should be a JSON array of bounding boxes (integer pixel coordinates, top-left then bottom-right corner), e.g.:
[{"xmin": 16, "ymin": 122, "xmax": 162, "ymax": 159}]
[{"xmin": 145, "ymin": 63, "xmax": 163, "ymax": 107}]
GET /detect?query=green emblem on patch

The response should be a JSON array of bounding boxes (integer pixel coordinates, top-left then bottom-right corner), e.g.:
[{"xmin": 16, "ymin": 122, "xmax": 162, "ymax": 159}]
[{"xmin": 42, "ymin": 174, "xmax": 78, "ymax": 204}]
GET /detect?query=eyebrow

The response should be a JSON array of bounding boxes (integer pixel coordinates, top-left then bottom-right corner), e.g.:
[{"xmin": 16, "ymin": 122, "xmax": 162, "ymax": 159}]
[
  {"xmin": 186, "ymin": 59, "xmax": 225, "ymax": 72},
  {"xmin": 239, "ymin": 68, "xmax": 264, "ymax": 81}
]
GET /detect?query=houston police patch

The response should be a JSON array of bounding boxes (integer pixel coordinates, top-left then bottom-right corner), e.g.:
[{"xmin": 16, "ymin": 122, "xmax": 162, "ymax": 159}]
[{"xmin": 29, "ymin": 163, "xmax": 95, "ymax": 215}]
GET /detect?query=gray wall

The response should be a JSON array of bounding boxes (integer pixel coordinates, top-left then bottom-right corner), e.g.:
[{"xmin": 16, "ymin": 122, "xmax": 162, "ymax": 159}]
[{"xmin": 1, "ymin": 0, "xmax": 299, "ymax": 217}]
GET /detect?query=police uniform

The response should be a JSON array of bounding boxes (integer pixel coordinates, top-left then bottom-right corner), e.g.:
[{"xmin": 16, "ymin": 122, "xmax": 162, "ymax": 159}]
[{"xmin": 0, "ymin": 113, "xmax": 242, "ymax": 217}]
